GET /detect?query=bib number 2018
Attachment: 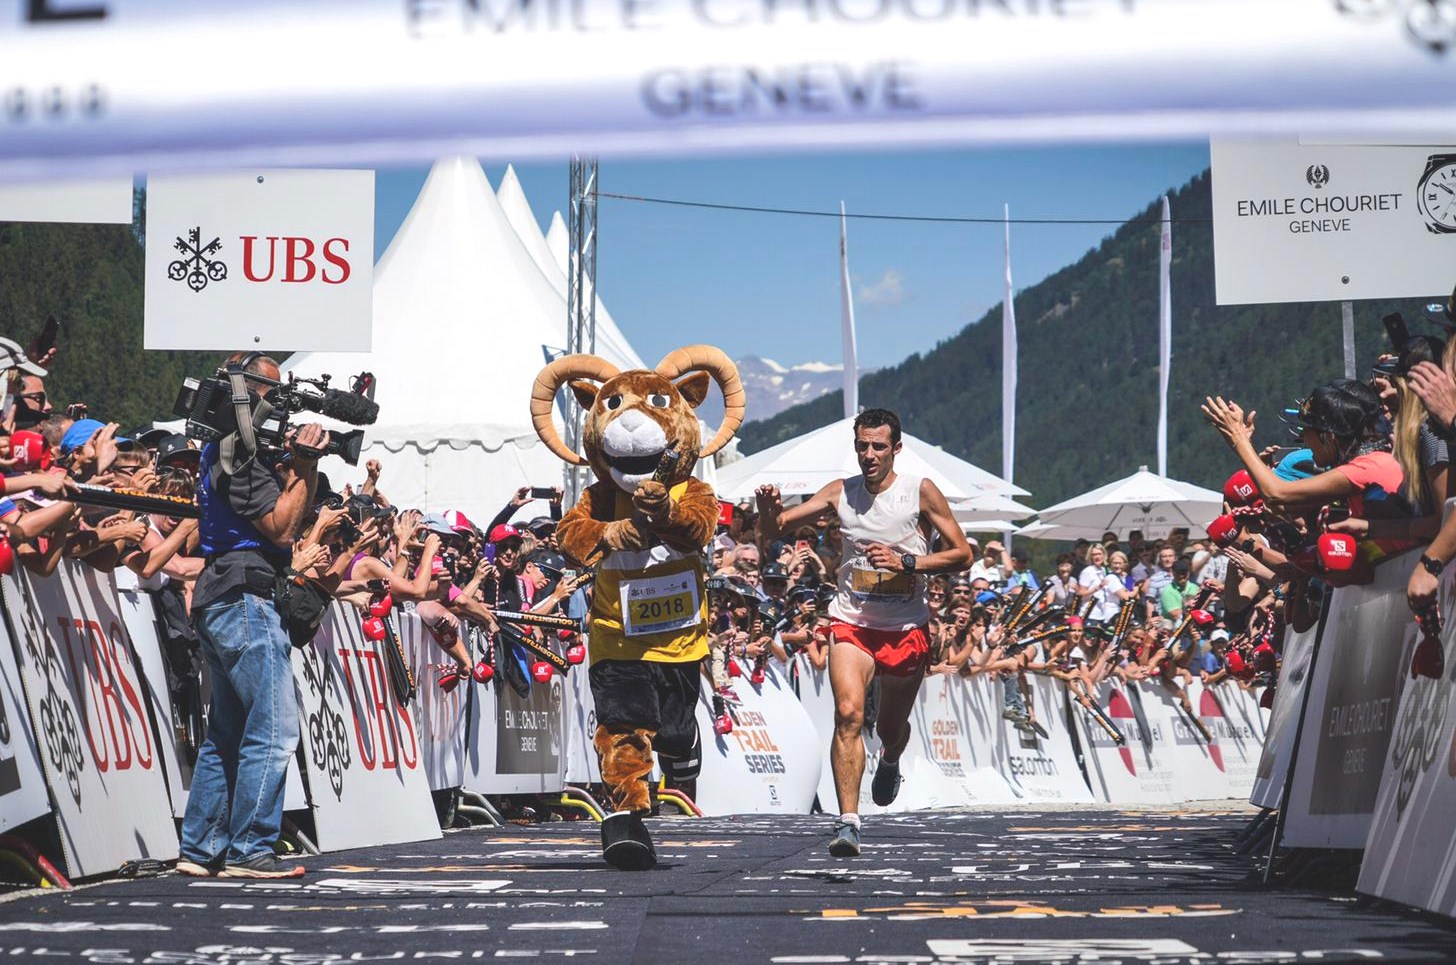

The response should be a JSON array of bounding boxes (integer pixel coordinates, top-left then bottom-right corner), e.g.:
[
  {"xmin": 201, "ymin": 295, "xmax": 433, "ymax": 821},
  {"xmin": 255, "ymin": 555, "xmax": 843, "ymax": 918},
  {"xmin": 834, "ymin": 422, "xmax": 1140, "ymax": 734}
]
[{"xmin": 620, "ymin": 572, "xmax": 701, "ymax": 638}]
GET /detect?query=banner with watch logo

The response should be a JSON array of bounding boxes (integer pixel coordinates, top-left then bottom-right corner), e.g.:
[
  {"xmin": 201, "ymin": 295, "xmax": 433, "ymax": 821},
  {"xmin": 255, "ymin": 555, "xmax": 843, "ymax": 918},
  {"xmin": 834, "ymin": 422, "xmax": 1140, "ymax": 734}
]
[
  {"xmin": 4, "ymin": 3, "xmax": 1456, "ymax": 180},
  {"xmin": 1212, "ymin": 140, "xmax": 1456, "ymax": 305}
]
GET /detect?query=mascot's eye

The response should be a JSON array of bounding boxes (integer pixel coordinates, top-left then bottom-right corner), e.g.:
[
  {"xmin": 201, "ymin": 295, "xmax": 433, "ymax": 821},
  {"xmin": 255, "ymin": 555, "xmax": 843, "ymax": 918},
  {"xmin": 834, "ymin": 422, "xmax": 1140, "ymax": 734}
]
[
  {"xmin": 604, "ymin": 395, "xmax": 624, "ymax": 411},
  {"xmin": 647, "ymin": 393, "xmax": 670, "ymax": 409}
]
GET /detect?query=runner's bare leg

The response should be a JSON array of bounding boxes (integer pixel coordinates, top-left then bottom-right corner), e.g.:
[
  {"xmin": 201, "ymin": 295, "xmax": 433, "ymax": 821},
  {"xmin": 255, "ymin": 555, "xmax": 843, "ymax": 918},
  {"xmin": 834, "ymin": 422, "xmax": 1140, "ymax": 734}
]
[
  {"xmin": 829, "ymin": 640, "xmax": 876, "ymax": 814},
  {"xmin": 873, "ymin": 665, "xmax": 925, "ymax": 765}
]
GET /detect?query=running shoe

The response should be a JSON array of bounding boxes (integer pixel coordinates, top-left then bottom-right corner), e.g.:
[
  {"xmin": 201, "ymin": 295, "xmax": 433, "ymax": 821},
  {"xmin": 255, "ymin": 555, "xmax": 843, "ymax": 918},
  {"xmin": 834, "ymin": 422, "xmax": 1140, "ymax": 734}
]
[
  {"xmin": 219, "ymin": 853, "xmax": 305, "ymax": 879},
  {"xmin": 871, "ymin": 757, "xmax": 902, "ymax": 807},
  {"xmin": 174, "ymin": 858, "xmax": 220, "ymax": 878},
  {"xmin": 828, "ymin": 820, "xmax": 861, "ymax": 858}
]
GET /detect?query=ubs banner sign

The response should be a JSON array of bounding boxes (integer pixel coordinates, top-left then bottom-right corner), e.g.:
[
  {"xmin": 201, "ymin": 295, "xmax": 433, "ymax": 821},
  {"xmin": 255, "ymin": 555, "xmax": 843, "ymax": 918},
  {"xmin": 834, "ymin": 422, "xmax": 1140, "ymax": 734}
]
[
  {"xmin": 144, "ymin": 170, "xmax": 373, "ymax": 352},
  {"xmin": 1211, "ymin": 140, "xmax": 1456, "ymax": 305}
]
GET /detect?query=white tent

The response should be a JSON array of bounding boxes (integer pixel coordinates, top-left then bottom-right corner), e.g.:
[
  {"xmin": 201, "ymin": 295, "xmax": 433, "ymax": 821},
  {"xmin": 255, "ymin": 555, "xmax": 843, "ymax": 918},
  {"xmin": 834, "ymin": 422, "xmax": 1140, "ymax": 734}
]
[
  {"xmin": 283, "ymin": 155, "xmax": 644, "ymax": 524},
  {"xmin": 496, "ymin": 166, "xmax": 645, "ymax": 372},
  {"xmin": 714, "ymin": 416, "xmax": 1026, "ymax": 503},
  {"xmin": 952, "ymin": 492, "xmax": 1038, "ymax": 525},
  {"xmin": 1018, "ymin": 466, "xmax": 1222, "ymax": 541}
]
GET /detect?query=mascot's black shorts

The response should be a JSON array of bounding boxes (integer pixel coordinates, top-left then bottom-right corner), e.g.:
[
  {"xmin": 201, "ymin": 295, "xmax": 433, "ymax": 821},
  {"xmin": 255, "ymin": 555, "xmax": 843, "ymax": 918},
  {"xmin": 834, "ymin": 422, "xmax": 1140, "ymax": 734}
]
[{"xmin": 590, "ymin": 659, "xmax": 702, "ymax": 770}]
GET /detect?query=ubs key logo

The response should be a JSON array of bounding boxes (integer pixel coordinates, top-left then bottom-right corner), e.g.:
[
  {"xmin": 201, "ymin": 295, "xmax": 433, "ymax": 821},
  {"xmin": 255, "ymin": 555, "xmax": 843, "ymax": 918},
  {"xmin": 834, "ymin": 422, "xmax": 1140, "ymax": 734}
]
[
  {"xmin": 1307, "ymin": 164, "xmax": 1331, "ymax": 190},
  {"xmin": 168, "ymin": 227, "xmax": 228, "ymax": 292},
  {"xmin": 1334, "ymin": 0, "xmax": 1456, "ymax": 54}
]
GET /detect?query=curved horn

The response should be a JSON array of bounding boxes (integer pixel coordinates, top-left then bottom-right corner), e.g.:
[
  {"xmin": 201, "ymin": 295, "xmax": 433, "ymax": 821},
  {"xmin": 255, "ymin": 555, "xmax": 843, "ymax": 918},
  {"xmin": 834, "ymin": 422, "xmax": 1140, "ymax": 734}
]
[
  {"xmin": 530, "ymin": 354, "xmax": 621, "ymax": 466},
  {"xmin": 656, "ymin": 345, "xmax": 745, "ymax": 458}
]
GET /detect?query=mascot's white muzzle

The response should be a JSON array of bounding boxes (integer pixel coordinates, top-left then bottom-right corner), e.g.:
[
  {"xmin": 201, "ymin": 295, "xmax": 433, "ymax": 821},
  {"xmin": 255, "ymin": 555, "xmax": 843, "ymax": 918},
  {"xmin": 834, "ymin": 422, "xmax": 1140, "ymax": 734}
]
[{"xmin": 602, "ymin": 409, "xmax": 669, "ymax": 491}]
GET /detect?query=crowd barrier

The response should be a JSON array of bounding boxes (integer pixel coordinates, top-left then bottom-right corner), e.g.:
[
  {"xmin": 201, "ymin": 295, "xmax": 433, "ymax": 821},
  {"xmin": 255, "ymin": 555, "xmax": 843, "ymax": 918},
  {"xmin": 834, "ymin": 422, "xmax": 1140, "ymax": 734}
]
[{"xmin": 0, "ymin": 559, "xmax": 1300, "ymax": 884}]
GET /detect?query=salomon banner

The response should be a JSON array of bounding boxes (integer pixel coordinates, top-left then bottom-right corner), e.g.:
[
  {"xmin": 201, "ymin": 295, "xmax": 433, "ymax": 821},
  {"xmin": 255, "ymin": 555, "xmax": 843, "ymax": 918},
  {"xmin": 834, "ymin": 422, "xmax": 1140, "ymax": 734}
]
[
  {"xmin": 0, "ymin": 600, "xmax": 48, "ymax": 834},
  {"xmin": 2, "ymin": 3, "xmax": 1456, "ymax": 179},
  {"xmin": 999, "ymin": 674, "xmax": 1093, "ymax": 804},
  {"xmin": 144, "ymin": 169, "xmax": 373, "ymax": 352},
  {"xmin": 1358, "ymin": 565, "xmax": 1456, "ymax": 918},
  {"xmin": 1284, "ymin": 552, "xmax": 1417, "ymax": 849},
  {"xmin": 697, "ymin": 658, "xmax": 821, "ymax": 815},
  {"xmin": 1212, "ymin": 141, "xmax": 1456, "ymax": 305},
  {"xmin": 291, "ymin": 608, "xmax": 440, "ymax": 852},
  {"xmin": 0, "ymin": 563, "xmax": 178, "ymax": 877}
]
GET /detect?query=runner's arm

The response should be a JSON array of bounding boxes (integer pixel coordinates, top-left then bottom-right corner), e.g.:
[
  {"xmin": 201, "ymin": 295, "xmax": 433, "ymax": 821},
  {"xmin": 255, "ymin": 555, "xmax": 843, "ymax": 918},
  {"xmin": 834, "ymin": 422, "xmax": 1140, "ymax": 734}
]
[
  {"xmin": 755, "ymin": 480, "xmax": 842, "ymax": 543},
  {"xmin": 913, "ymin": 478, "xmax": 973, "ymax": 573}
]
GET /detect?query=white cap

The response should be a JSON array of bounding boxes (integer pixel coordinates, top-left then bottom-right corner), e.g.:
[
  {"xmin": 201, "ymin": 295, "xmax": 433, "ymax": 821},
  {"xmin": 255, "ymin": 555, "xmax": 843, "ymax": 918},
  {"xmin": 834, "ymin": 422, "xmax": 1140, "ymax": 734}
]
[{"xmin": 0, "ymin": 337, "xmax": 47, "ymax": 377}]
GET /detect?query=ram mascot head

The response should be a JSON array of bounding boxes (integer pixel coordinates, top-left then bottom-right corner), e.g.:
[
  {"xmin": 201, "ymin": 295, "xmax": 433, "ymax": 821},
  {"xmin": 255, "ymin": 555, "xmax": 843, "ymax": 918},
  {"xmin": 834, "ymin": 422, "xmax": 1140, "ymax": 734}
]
[{"xmin": 529, "ymin": 346, "xmax": 745, "ymax": 493}]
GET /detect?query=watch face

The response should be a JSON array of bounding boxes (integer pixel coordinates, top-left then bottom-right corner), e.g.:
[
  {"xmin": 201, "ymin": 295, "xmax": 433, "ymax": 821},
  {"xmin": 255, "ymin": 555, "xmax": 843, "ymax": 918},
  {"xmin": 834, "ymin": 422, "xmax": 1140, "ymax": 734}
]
[{"xmin": 1418, "ymin": 157, "xmax": 1456, "ymax": 233}]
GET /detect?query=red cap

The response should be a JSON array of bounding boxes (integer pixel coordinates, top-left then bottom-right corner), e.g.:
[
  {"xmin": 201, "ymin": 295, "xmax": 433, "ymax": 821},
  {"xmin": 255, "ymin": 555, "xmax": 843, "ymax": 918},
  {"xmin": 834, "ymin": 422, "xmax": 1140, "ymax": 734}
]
[
  {"xmin": 0, "ymin": 539, "xmax": 14, "ymax": 576},
  {"xmin": 1066, "ymin": 615, "xmax": 1085, "ymax": 628},
  {"xmin": 566, "ymin": 644, "xmax": 587, "ymax": 665},
  {"xmin": 1224, "ymin": 469, "xmax": 1260, "ymax": 507},
  {"xmin": 1190, "ymin": 609, "xmax": 1215, "ymax": 627},
  {"xmin": 361, "ymin": 616, "xmax": 387, "ymax": 642},
  {"xmin": 9, "ymin": 430, "xmax": 48, "ymax": 472},
  {"xmin": 717, "ymin": 500, "xmax": 734, "ymax": 527},
  {"xmin": 1317, "ymin": 532, "xmax": 1357, "ymax": 571},
  {"xmin": 713, "ymin": 713, "xmax": 734, "ymax": 736},
  {"xmin": 1207, "ymin": 514, "xmax": 1239, "ymax": 548},
  {"xmin": 530, "ymin": 661, "xmax": 554, "ymax": 683},
  {"xmin": 1225, "ymin": 651, "xmax": 1248, "ymax": 677},
  {"xmin": 368, "ymin": 593, "xmax": 394, "ymax": 618},
  {"xmin": 472, "ymin": 661, "xmax": 494, "ymax": 683},
  {"xmin": 488, "ymin": 524, "xmax": 522, "ymax": 544},
  {"xmin": 443, "ymin": 509, "xmax": 477, "ymax": 535}
]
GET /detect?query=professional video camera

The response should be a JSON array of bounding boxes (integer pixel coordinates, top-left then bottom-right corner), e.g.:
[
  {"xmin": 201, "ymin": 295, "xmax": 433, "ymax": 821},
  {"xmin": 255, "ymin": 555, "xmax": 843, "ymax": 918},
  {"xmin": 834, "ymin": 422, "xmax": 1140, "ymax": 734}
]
[{"xmin": 174, "ymin": 361, "xmax": 379, "ymax": 465}]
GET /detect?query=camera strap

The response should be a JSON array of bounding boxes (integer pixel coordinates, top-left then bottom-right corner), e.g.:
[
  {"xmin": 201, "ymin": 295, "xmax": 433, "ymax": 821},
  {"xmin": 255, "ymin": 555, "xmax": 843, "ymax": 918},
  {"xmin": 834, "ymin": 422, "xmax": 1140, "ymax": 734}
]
[{"xmin": 218, "ymin": 365, "xmax": 275, "ymax": 475}]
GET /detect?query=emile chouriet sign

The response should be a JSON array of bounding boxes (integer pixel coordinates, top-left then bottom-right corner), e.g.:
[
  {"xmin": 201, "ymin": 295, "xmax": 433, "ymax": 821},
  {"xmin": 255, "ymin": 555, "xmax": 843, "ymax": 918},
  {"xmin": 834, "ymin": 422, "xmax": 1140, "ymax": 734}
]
[
  {"xmin": 1, "ymin": 1, "xmax": 1456, "ymax": 180},
  {"xmin": 1212, "ymin": 141, "xmax": 1456, "ymax": 306}
]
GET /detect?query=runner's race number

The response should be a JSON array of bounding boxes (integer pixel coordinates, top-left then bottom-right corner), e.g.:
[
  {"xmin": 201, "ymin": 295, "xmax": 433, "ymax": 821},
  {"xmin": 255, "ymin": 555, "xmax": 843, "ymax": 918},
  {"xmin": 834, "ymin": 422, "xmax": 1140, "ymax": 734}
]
[{"xmin": 620, "ymin": 571, "xmax": 700, "ymax": 637}]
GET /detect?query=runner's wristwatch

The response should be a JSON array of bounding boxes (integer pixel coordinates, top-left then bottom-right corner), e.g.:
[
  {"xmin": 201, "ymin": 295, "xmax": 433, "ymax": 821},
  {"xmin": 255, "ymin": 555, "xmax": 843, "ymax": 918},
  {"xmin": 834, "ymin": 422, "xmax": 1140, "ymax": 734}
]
[
  {"xmin": 901, "ymin": 553, "xmax": 917, "ymax": 573},
  {"xmin": 1420, "ymin": 554, "xmax": 1445, "ymax": 577}
]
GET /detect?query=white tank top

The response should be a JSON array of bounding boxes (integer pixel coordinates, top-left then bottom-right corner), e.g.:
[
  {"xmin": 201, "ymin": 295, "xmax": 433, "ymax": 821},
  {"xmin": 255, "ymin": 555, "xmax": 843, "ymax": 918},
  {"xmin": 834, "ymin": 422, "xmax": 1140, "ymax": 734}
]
[{"xmin": 829, "ymin": 472, "xmax": 929, "ymax": 631}]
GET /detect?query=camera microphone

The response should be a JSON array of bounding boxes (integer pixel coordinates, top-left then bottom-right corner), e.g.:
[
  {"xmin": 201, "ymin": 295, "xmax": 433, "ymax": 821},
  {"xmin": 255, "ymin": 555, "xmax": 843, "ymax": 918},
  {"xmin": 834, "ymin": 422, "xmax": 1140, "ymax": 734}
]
[{"xmin": 299, "ymin": 387, "xmax": 379, "ymax": 426}]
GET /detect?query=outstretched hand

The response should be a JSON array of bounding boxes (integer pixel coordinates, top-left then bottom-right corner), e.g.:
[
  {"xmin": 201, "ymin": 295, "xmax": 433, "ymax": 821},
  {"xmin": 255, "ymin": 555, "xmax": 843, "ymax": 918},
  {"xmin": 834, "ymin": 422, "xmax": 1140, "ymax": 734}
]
[{"xmin": 1202, "ymin": 396, "xmax": 1255, "ymax": 450}]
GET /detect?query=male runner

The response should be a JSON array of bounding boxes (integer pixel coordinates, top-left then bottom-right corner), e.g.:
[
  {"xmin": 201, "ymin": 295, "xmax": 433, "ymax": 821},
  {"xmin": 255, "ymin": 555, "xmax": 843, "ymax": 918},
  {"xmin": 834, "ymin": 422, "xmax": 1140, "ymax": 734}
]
[{"xmin": 756, "ymin": 408, "xmax": 971, "ymax": 856}]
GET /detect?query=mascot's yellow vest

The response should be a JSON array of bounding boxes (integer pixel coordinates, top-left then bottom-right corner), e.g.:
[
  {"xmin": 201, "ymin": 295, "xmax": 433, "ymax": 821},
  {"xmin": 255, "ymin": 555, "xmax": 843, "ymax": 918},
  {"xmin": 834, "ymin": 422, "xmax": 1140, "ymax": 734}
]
[{"xmin": 588, "ymin": 480, "xmax": 709, "ymax": 664}]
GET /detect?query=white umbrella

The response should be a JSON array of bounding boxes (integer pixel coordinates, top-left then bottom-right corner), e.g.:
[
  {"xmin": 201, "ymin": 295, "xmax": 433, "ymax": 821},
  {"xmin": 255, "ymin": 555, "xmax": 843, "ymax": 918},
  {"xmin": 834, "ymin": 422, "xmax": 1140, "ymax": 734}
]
[
  {"xmin": 716, "ymin": 415, "xmax": 1026, "ymax": 502},
  {"xmin": 1020, "ymin": 466, "xmax": 1222, "ymax": 541},
  {"xmin": 951, "ymin": 492, "xmax": 1038, "ymax": 525}
]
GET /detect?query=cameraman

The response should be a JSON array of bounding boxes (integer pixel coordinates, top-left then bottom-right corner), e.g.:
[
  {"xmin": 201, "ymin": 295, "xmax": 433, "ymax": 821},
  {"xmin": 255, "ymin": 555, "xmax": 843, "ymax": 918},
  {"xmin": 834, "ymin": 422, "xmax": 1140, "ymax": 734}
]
[{"xmin": 177, "ymin": 354, "xmax": 327, "ymax": 881}]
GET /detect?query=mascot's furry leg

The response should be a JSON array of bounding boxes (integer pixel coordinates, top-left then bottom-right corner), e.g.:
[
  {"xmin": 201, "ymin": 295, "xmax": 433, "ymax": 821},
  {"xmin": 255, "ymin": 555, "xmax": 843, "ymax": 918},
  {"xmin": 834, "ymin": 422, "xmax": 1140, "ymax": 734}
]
[{"xmin": 594, "ymin": 725, "xmax": 658, "ymax": 870}]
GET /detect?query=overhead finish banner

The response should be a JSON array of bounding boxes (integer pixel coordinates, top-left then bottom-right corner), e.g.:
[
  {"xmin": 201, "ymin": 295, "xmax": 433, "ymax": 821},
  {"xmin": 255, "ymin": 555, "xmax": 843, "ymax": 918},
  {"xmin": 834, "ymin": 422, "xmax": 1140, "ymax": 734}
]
[
  {"xmin": 3, "ymin": 2, "xmax": 1456, "ymax": 178},
  {"xmin": 1212, "ymin": 140, "xmax": 1456, "ymax": 305},
  {"xmin": 144, "ymin": 170, "xmax": 373, "ymax": 352}
]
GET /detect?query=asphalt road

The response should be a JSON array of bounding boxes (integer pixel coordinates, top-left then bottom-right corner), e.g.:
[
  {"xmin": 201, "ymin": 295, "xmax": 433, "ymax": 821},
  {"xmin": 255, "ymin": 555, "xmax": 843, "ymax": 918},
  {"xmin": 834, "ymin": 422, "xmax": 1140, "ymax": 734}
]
[{"xmin": 2, "ymin": 806, "xmax": 1452, "ymax": 964}]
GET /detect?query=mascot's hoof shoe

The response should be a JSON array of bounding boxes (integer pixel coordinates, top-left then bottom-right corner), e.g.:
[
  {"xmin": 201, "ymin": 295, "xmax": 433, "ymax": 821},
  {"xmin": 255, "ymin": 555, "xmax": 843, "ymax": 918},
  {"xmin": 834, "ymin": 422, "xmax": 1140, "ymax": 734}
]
[{"xmin": 601, "ymin": 811, "xmax": 657, "ymax": 871}]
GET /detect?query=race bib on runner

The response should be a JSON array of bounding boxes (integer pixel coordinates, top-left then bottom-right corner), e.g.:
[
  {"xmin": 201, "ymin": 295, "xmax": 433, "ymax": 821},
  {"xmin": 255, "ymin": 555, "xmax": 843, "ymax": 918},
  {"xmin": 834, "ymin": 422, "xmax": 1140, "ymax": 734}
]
[
  {"xmin": 847, "ymin": 556, "xmax": 914, "ymax": 601},
  {"xmin": 620, "ymin": 570, "xmax": 701, "ymax": 637}
]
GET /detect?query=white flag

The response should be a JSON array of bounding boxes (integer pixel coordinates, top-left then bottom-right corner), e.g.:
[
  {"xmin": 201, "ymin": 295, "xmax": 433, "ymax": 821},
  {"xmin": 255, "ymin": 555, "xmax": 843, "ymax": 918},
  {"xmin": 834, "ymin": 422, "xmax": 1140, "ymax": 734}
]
[
  {"xmin": 839, "ymin": 201, "xmax": 859, "ymax": 419},
  {"xmin": 1158, "ymin": 195, "xmax": 1172, "ymax": 477},
  {"xmin": 1002, "ymin": 203, "xmax": 1017, "ymax": 490}
]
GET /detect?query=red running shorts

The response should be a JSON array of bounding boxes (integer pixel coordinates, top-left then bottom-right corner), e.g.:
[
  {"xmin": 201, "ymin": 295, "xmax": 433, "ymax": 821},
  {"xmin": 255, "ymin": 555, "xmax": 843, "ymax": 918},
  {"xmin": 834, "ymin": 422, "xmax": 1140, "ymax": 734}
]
[{"xmin": 827, "ymin": 620, "xmax": 930, "ymax": 677}]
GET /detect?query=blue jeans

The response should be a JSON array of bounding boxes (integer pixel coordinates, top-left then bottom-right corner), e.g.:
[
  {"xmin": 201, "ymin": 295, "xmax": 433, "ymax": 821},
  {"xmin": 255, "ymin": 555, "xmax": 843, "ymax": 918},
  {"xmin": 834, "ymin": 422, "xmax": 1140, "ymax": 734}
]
[
  {"xmin": 179, "ymin": 590, "xmax": 300, "ymax": 866},
  {"xmin": 1002, "ymin": 673, "xmax": 1026, "ymax": 716}
]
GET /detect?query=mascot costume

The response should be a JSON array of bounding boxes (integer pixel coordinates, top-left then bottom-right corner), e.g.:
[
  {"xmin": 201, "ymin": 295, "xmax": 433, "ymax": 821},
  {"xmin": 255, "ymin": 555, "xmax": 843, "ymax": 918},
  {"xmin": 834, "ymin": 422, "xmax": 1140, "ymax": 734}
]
[{"xmin": 530, "ymin": 346, "xmax": 744, "ymax": 870}]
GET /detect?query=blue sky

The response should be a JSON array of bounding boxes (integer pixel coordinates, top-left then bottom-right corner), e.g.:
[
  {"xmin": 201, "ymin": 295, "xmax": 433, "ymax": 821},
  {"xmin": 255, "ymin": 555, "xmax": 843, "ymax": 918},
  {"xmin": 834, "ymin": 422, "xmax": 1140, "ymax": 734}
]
[{"xmin": 375, "ymin": 144, "xmax": 1211, "ymax": 371}]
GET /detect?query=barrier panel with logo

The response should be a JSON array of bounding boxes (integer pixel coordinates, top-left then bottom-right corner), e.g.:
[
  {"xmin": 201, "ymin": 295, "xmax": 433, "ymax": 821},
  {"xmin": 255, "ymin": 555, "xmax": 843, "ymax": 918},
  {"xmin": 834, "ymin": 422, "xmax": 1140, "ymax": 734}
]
[
  {"xmin": 999, "ymin": 675, "xmax": 1094, "ymax": 804},
  {"xmin": 114, "ymin": 579, "xmax": 192, "ymax": 817},
  {"xmin": 1078, "ymin": 680, "xmax": 1182, "ymax": 805},
  {"xmin": 1188, "ymin": 680, "xmax": 1267, "ymax": 802},
  {"xmin": 291, "ymin": 607, "xmax": 440, "ymax": 852},
  {"xmin": 562, "ymin": 648, "xmax": 602, "ymax": 786},
  {"xmin": 1357, "ymin": 571, "xmax": 1456, "ymax": 918},
  {"xmin": 1251, "ymin": 620, "xmax": 1318, "ymax": 809},
  {"xmin": 0, "ymin": 600, "xmax": 48, "ymax": 833},
  {"xmin": 1284, "ymin": 552, "xmax": 1416, "ymax": 849},
  {"xmin": 463, "ymin": 635, "xmax": 570, "ymax": 797},
  {"xmin": 697, "ymin": 657, "xmax": 821, "ymax": 815},
  {"xmin": 395, "ymin": 608, "xmax": 467, "ymax": 792},
  {"xmin": 0, "ymin": 564, "xmax": 179, "ymax": 877}
]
